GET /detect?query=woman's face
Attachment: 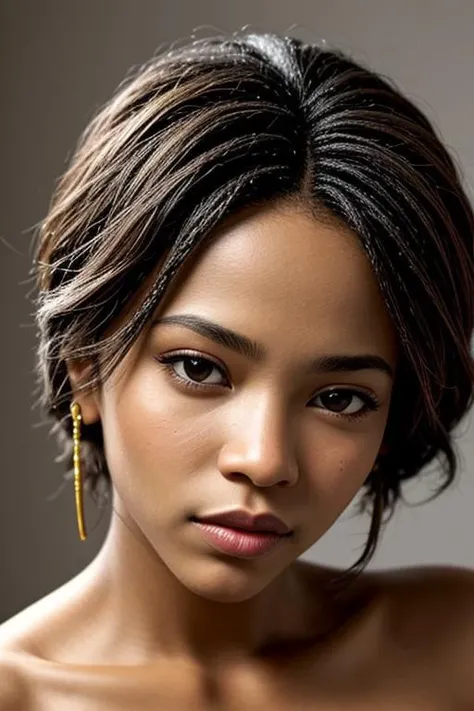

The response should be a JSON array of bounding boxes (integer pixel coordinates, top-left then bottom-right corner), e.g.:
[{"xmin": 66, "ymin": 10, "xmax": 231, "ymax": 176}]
[{"xmin": 77, "ymin": 200, "xmax": 397, "ymax": 602}]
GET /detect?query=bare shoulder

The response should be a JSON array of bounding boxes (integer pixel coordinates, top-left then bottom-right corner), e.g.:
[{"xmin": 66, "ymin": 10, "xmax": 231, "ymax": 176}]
[
  {"xmin": 378, "ymin": 564, "xmax": 474, "ymax": 630},
  {"xmin": 374, "ymin": 565, "xmax": 474, "ymax": 697},
  {"xmin": 0, "ymin": 562, "xmax": 99, "ymax": 709},
  {"xmin": 303, "ymin": 562, "xmax": 474, "ymax": 700},
  {"xmin": 0, "ymin": 583, "xmax": 72, "ymax": 656},
  {"xmin": 0, "ymin": 655, "xmax": 30, "ymax": 710},
  {"xmin": 0, "ymin": 591, "xmax": 66, "ymax": 710},
  {"xmin": 0, "ymin": 559, "xmax": 100, "ymax": 656}
]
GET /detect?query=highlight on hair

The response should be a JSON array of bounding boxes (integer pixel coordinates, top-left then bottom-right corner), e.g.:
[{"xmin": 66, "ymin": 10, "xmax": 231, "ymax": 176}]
[{"xmin": 33, "ymin": 32, "xmax": 474, "ymax": 575}]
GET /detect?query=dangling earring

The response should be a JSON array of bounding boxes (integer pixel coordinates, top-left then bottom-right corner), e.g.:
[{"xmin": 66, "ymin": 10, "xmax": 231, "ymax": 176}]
[{"xmin": 70, "ymin": 401, "xmax": 87, "ymax": 541}]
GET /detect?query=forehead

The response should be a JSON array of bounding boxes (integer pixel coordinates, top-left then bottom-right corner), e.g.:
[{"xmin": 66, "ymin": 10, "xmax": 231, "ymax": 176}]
[{"xmin": 157, "ymin": 200, "xmax": 397, "ymax": 363}]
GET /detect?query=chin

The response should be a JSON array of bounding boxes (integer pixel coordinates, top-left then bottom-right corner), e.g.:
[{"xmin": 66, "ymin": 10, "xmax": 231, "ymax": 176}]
[{"xmin": 173, "ymin": 556, "xmax": 287, "ymax": 603}]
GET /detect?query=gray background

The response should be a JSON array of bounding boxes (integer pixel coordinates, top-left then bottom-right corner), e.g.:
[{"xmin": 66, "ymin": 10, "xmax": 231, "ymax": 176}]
[{"xmin": 1, "ymin": 0, "xmax": 473, "ymax": 623}]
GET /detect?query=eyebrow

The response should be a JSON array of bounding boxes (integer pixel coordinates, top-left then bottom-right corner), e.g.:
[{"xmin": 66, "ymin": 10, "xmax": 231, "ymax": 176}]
[{"xmin": 152, "ymin": 314, "xmax": 394, "ymax": 378}]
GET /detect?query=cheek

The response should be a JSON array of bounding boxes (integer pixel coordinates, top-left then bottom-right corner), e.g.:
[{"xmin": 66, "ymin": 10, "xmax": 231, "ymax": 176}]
[
  {"xmin": 99, "ymin": 366, "xmax": 216, "ymax": 496},
  {"xmin": 320, "ymin": 457, "xmax": 369, "ymax": 507},
  {"xmin": 294, "ymin": 435, "xmax": 376, "ymax": 545},
  {"xmin": 303, "ymin": 430, "xmax": 379, "ymax": 506}
]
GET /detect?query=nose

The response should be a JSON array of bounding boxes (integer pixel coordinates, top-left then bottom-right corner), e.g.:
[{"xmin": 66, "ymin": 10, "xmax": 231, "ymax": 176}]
[{"xmin": 217, "ymin": 395, "xmax": 299, "ymax": 488}]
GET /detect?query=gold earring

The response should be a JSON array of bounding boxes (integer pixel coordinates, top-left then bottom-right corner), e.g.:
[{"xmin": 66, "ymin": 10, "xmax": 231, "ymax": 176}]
[{"xmin": 70, "ymin": 401, "xmax": 87, "ymax": 541}]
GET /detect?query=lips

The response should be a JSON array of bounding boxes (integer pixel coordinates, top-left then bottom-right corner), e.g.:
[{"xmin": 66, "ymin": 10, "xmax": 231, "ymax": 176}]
[{"xmin": 192, "ymin": 509, "xmax": 292, "ymax": 536}]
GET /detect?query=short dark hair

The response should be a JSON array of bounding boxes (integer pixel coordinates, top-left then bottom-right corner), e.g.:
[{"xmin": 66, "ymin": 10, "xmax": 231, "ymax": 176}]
[{"xmin": 34, "ymin": 32, "xmax": 474, "ymax": 572}]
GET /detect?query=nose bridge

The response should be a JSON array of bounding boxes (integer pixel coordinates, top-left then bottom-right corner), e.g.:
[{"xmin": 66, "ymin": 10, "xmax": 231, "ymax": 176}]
[{"xmin": 217, "ymin": 388, "xmax": 299, "ymax": 487}]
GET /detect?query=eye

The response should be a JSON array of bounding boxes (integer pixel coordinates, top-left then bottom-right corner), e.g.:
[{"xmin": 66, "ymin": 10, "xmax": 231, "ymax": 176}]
[
  {"xmin": 311, "ymin": 389, "xmax": 380, "ymax": 419},
  {"xmin": 155, "ymin": 353, "xmax": 229, "ymax": 389}
]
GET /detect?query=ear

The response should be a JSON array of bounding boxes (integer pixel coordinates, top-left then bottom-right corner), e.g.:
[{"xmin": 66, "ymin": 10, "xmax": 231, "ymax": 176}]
[{"xmin": 67, "ymin": 359, "xmax": 101, "ymax": 425}]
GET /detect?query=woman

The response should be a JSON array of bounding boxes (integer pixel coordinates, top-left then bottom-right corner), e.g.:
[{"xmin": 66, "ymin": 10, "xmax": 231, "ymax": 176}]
[{"xmin": 1, "ymin": 31, "xmax": 473, "ymax": 709}]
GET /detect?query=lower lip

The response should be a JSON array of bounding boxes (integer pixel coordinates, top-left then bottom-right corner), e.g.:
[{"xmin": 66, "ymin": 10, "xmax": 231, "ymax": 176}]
[{"xmin": 191, "ymin": 520, "xmax": 287, "ymax": 558}]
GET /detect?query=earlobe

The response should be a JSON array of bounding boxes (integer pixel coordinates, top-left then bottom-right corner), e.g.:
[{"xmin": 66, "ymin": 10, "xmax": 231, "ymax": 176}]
[{"xmin": 67, "ymin": 360, "xmax": 102, "ymax": 425}]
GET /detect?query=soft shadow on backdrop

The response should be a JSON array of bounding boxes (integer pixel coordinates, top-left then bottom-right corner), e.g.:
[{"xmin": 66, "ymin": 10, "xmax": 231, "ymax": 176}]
[{"xmin": 1, "ymin": 0, "xmax": 473, "ymax": 622}]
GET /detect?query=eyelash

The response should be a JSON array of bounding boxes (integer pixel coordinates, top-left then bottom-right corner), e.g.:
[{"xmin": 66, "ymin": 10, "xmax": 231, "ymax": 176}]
[{"xmin": 154, "ymin": 352, "xmax": 381, "ymax": 422}]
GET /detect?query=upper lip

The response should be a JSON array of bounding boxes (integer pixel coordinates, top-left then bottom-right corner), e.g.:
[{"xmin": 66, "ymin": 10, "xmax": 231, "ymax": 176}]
[{"xmin": 194, "ymin": 509, "xmax": 292, "ymax": 535}]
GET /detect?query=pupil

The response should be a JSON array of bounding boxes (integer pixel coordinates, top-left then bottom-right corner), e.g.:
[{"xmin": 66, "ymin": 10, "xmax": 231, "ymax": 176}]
[
  {"xmin": 184, "ymin": 358, "xmax": 213, "ymax": 382},
  {"xmin": 322, "ymin": 391, "xmax": 352, "ymax": 412}
]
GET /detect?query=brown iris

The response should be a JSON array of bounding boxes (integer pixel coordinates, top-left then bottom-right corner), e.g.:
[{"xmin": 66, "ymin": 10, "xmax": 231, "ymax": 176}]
[{"xmin": 183, "ymin": 357, "xmax": 215, "ymax": 383}]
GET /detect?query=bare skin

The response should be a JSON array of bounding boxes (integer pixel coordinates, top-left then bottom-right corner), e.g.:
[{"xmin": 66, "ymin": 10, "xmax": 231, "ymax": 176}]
[{"xmin": 1, "ymin": 199, "xmax": 474, "ymax": 709}]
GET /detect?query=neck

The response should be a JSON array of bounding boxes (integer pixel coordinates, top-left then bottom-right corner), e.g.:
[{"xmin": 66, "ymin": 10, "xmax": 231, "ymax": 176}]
[{"xmin": 86, "ymin": 494, "xmax": 333, "ymax": 666}]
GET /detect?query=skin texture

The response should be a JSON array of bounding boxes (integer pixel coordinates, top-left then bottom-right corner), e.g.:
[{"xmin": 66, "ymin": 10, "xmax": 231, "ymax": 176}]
[{"xmin": 1, "ymin": 199, "xmax": 474, "ymax": 710}]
